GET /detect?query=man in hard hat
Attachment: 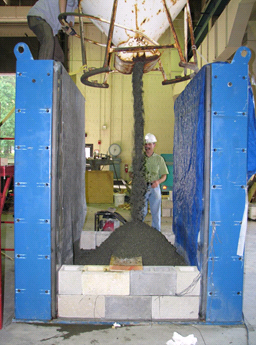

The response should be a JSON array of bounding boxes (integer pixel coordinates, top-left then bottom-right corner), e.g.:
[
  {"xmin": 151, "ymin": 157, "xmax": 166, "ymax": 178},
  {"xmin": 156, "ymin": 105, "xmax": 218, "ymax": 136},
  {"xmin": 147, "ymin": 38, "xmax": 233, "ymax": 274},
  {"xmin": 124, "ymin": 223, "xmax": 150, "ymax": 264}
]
[
  {"xmin": 27, "ymin": 0, "xmax": 78, "ymax": 63},
  {"xmin": 129, "ymin": 133, "xmax": 169, "ymax": 231}
]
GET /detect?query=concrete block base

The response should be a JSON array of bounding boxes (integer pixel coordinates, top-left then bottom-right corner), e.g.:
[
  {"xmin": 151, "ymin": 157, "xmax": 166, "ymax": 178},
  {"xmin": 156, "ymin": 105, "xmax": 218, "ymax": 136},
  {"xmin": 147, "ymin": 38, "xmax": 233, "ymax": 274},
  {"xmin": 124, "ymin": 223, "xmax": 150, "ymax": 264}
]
[
  {"xmin": 58, "ymin": 265, "xmax": 200, "ymax": 322},
  {"xmin": 105, "ymin": 296, "xmax": 152, "ymax": 320},
  {"xmin": 152, "ymin": 296, "xmax": 200, "ymax": 320},
  {"xmin": 162, "ymin": 208, "xmax": 173, "ymax": 217},
  {"xmin": 58, "ymin": 295, "xmax": 105, "ymax": 318}
]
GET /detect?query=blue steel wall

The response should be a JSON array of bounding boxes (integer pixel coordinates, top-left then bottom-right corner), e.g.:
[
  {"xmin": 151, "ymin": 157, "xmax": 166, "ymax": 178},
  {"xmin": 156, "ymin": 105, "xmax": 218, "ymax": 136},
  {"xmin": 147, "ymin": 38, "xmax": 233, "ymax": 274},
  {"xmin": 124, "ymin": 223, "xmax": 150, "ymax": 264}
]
[
  {"xmin": 14, "ymin": 43, "xmax": 86, "ymax": 321},
  {"xmin": 206, "ymin": 47, "xmax": 251, "ymax": 323},
  {"xmin": 174, "ymin": 47, "xmax": 251, "ymax": 323},
  {"xmin": 14, "ymin": 44, "xmax": 53, "ymax": 320}
]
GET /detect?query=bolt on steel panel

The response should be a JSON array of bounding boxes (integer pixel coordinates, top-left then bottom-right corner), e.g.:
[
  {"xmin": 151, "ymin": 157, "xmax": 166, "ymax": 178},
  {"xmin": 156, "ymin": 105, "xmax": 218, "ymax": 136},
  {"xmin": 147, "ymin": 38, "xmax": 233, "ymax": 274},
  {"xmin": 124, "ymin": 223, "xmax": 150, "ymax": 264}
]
[
  {"xmin": 206, "ymin": 47, "xmax": 251, "ymax": 323},
  {"xmin": 14, "ymin": 43, "xmax": 86, "ymax": 321},
  {"xmin": 14, "ymin": 44, "xmax": 53, "ymax": 320}
]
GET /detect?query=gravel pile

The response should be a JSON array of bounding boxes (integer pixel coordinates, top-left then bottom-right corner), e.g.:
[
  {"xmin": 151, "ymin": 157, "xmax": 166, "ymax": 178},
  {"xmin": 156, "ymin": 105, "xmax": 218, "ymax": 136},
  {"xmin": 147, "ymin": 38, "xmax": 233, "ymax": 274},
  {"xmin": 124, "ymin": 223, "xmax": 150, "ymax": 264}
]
[{"xmin": 75, "ymin": 221, "xmax": 186, "ymax": 266}]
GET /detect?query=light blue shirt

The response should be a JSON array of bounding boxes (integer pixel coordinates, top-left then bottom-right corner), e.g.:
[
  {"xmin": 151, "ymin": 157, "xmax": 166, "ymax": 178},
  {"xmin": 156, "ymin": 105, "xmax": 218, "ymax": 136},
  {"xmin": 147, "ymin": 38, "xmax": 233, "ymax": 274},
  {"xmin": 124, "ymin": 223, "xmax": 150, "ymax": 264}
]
[{"xmin": 28, "ymin": 0, "xmax": 77, "ymax": 36}]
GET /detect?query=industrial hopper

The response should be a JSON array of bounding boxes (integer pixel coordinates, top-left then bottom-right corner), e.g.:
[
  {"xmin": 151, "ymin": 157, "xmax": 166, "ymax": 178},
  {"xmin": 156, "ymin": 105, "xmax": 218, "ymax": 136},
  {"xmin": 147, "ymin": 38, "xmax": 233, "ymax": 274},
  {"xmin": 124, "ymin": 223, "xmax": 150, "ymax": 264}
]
[{"xmin": 59, "ymin": 0, "xmax": 198, "ymax": 87}]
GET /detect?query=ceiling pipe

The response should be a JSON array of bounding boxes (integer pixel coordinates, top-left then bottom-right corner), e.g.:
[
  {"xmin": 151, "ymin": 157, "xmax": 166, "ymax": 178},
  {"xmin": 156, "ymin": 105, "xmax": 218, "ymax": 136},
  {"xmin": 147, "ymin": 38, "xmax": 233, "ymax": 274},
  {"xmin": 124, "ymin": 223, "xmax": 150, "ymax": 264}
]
[{"xmin": 188, "ymin": 0, "xmax": 231, "ymax": 59}]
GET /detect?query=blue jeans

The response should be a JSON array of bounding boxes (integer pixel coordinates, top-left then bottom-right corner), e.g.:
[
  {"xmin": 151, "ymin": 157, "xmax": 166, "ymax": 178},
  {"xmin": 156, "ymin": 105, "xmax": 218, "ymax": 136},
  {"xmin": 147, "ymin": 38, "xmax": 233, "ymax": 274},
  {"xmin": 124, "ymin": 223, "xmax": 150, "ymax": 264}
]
[
  {"xmin": 143, "ymin": 185, "xmax": 162, "ymax": 231},
  {"xmin": 27, "ymin": 16, "xmax": 64, "ymax": 62}
]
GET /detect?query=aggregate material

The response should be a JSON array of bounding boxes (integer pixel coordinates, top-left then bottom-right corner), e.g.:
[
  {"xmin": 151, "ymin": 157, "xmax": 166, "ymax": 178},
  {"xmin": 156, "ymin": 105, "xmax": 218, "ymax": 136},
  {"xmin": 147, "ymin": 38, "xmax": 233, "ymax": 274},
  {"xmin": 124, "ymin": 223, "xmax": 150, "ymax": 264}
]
[
  {"xmin": 75, "ymin": 220, "xmax": 186, "ymax": 266},
  {"xmin": 130, "ymin": 60, "xmax": 147, "ymax": 222}
]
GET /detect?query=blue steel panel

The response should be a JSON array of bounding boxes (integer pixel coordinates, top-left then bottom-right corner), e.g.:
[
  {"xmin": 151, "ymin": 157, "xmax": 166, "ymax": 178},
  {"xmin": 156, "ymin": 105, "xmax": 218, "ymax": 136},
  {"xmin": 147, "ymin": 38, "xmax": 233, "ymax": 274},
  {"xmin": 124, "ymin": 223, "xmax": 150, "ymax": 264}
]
[
  {"xmin": 206, "ymin": 47, "xmax": 251, "ymax": 323},
  {"xmin": 14, "ymin": 43, "xmax": 53, "ymax": 320}
]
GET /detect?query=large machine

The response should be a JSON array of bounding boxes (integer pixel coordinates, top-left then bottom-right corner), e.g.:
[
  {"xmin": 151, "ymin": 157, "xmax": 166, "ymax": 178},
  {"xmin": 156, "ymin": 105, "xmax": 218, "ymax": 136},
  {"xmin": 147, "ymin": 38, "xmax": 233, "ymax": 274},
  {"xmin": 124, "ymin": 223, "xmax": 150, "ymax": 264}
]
[
  {"xmin": 11, "ymin": 0, "xmax": 256, "ymax": 325},
  {"xmin": 13, "ymin": 42, "xmax": 253, "ymax": 324}
]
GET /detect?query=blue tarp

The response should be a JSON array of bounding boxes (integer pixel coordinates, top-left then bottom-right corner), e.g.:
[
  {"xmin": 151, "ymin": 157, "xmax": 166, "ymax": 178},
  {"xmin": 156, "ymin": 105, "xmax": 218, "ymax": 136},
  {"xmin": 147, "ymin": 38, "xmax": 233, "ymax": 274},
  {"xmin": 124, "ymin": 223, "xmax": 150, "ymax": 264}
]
[
  {"xmin": 248, "ymin": 84, "xmax": 256, "ymax": 179},
  {"xmin": 173, "ymin": 65, "xmax": 256, "ymax": 266},
  {"xmin": 173, "ymin": 66, "xmax": 206, "ymax": 266}
]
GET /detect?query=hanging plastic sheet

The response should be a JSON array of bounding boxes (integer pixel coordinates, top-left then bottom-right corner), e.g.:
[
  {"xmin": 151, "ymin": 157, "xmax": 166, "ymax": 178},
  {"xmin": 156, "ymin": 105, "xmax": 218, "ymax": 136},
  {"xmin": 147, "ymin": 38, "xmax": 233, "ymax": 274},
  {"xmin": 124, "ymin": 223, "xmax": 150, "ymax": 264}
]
[
  {"xmin": 173, "ymin": 66, "xmax": 206, "ymax": 266},
  {"xmin": 247, "ymin": 84, "xmax": 256, "ymax": 179}
]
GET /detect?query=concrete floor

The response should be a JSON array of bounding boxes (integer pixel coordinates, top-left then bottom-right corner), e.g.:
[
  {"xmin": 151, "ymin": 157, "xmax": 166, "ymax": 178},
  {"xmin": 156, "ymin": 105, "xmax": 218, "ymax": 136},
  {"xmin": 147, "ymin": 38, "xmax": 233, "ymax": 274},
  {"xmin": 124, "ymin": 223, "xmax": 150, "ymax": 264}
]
[{"xmin": 1, "ymin": 203, "xmax": 256, "ymax": 345}]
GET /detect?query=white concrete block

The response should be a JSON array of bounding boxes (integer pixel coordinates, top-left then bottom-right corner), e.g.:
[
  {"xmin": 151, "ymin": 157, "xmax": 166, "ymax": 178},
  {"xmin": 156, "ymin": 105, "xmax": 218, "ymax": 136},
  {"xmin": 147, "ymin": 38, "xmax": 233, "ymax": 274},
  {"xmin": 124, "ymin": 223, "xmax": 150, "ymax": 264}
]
[
  {"xmin": 58, "ymin": 295, "xmax": 105, "ymax": 318},
  {"xmin": 152, "ymin": 296, "xmax": 199, "ymax": 320},
  {"xmin": 162, "ymin": 232, "xmax": 175, "ymax": 244},
  {"xmin": 162, "ymin": 199, "xmax": 173, "ymax": 208},
  {"xmin": 175, "ymin": 266, "xmax": 200, "ymax": 296},
  {"xmin": 58, "ymin": 265, "xmax": 83, "ymax": 295},
  {"xmin": 143, "ymin": 266, "xmax": 176, "ymax": 272},
  {"xmin": 80, "ymin": 231, "xmax": 96, "ymax": 249},
  {"xmin": 82, "ymin": 271, "xmax": 130, "ymax": 295},
  {"xmin": 96, "ymin": 231, "xmax": 111, "ymax": 247},
  {"xmin": 80, "ymin": 231, "xmax": 113, "ymax": 249},
  {"xmin": 82, "ymin": 265, "xmax": 110, "ymax": 272},
  {"xmin": 162, "ymin": 208, "xmax": 173, "ymax": 217}
]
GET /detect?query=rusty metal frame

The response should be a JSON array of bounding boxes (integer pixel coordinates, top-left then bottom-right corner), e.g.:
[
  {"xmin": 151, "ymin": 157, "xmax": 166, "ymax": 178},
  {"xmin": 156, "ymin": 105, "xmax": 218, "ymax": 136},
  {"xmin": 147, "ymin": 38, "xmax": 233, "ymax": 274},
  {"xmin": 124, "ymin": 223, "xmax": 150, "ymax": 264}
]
[
  {"xmin": 162, "ymin": 0, "xmax": 198, "ymax": 85},
  {"xmin": 59, "ymin": 0, "xmax": 199, "ymax": 88}
]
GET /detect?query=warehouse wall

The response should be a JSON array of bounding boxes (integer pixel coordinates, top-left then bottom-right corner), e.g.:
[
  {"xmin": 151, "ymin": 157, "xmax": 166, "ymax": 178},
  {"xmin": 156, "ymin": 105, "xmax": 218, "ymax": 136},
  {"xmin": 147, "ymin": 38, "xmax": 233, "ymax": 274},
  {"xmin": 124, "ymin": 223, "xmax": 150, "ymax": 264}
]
[
  {"xmin": 68, "ymin": 19, "xmax": 185, "ymax": 180},
  {"xmin": 1, "ymin": 0, "xmax": 256, "ymax": 180},
  {"xmin": 174, "ymin": 0, "xmax": 256, "ymax": 97},
  {"xmin": 68, "ymin": 0, "xmax": 256, "ymax": 182},
  {"xmin": 0, "ymin": 6, "xmax": 186, "ymax": 180}
]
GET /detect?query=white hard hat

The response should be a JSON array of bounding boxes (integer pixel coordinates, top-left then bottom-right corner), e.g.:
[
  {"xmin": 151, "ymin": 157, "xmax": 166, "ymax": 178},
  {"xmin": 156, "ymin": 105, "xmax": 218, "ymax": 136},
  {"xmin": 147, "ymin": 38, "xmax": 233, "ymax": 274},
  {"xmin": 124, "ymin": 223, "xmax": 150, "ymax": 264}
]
[{"xmin": 145, "ymin": 133, "xmax": 157, "ymax": 143}]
